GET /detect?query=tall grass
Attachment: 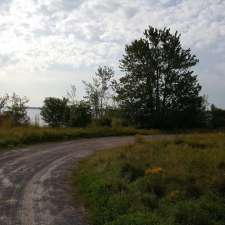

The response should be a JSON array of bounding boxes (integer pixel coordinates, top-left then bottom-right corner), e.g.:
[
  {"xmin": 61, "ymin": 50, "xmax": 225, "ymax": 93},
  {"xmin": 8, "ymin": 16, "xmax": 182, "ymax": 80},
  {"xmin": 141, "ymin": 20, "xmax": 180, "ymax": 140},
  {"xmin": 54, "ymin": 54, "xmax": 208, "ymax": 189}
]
[
  {"xmin": 0, "ymin": 126, "xmax": 159, "ymax": 150},
  {"xmin": 73, "ymin": 133, "xmax": 225, "ymax": 225}
]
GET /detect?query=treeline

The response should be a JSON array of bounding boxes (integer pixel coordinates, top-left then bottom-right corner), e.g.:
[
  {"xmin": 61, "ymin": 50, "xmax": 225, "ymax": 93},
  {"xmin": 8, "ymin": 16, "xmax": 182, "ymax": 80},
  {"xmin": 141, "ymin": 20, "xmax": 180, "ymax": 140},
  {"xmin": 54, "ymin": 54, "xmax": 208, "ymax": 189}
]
[
  {"xmin": 39, "ymin": 69, "xmax": 225, "ymax": 129},
  {"xmin": 1, "ymin": 26, "xmax": 225, "ymax": 130},
  {"xmin": 41, "ymin": 66, "xmax": 117, "ymax": 127}
]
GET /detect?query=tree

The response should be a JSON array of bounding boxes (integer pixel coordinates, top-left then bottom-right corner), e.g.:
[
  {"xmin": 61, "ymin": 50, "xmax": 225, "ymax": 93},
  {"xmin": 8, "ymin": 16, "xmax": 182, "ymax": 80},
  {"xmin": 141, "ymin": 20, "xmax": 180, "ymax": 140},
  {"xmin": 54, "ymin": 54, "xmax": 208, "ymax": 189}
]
[
  {"xmin": 41, "ymin": 97, "xmax": 68, "ymax": 127},
  {"xmin": 211, "ymin": 104, "xmax": 225, "ymax": 128},
  {"xmin": 115, "ymin": 26, "xmax": 204, "ymax": 128},
  {"xmin": 7, "ymin": 93, "xmax": 29, "ymax": 126},
  {"xmin": 68, "ymin": 101, "xmax": 91, "ymax": 127},
  {"xmin": 67, "ymin": 85, "xmax": 77, "ymax": 105},
  {"xmin": 0, "ymin": 94, "xmax": 9, "ymax": 113},
  {"xmin": 83, "ymin": 66, "xmax": 114, "ymax": 119}
]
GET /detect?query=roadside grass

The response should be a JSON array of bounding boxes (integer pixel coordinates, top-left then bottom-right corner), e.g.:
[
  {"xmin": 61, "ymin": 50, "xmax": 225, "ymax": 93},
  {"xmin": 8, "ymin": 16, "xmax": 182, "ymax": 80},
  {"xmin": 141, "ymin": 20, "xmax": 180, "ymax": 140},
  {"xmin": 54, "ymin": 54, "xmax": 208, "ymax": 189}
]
[
  {"xmin": 0, "ymin": 126, "xmax": 159, "ymax": 150},
  {"xmin": 73, "ymin": 132, "xmax": 225, "ymax": 225}
]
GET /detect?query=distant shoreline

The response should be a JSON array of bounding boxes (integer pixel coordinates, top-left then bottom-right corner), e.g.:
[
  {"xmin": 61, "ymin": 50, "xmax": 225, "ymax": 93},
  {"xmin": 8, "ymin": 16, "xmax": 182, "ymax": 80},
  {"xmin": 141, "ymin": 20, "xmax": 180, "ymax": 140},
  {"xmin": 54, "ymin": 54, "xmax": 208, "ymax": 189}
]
[{"xmin": 26, "ymin": 107, "xmax": 42, "ymax": 110}]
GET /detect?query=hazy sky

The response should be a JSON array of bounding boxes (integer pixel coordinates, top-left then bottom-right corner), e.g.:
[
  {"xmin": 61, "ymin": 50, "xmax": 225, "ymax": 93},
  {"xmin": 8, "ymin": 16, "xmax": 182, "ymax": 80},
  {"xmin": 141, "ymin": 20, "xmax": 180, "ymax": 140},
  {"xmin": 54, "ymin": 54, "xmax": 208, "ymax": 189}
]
[{"xmin": 0, "ymin": 0, "xmax": 224, "ymax": 107}]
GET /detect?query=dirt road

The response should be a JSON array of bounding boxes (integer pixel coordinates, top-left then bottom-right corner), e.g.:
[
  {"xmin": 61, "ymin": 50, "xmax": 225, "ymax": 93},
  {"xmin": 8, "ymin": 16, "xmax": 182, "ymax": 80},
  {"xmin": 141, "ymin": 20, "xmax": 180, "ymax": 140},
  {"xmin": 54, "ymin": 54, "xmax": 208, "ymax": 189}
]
[{"xmin": 0, "ymin": 135, "xmax": 171, "ymax": 225}]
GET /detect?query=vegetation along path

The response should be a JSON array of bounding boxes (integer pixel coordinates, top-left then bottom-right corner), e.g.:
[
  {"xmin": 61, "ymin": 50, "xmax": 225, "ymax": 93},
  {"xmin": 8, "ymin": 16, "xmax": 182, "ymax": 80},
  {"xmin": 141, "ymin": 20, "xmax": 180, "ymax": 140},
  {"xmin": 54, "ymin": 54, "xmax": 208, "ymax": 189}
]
[{"xmin": 0, "ymin": 135, "xmax": 172, "ymax": 225}]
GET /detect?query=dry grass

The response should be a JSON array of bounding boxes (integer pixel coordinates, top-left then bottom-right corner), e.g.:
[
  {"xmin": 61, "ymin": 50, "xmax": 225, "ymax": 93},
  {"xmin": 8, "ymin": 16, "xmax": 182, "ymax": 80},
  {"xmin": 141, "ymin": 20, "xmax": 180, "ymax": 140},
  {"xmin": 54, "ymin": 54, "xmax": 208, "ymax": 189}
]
[{"xmin": 0, "ymin": 126, "xmax": 160, "ymax": 150}]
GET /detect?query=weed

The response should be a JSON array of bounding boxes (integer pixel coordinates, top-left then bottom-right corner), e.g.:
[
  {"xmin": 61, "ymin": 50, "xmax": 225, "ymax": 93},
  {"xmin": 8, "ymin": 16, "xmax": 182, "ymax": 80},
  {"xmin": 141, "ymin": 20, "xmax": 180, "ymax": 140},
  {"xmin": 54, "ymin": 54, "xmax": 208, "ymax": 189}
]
[{"xmin": 73, "ymin": 132, "xmax": 225, "ymax": 225}]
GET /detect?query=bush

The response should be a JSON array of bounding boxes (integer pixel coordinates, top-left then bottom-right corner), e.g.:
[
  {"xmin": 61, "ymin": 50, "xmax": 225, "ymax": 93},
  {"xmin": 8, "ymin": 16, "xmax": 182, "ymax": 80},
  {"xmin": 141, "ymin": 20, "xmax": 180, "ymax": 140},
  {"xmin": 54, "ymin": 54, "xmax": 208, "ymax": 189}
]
[
  {"xmin": 68, "ymin": 101, "xmax": 91, "ymax": 127},
  {"xmin": 41, "ymin": 97, "xmax": 68, "ymax": 127}
]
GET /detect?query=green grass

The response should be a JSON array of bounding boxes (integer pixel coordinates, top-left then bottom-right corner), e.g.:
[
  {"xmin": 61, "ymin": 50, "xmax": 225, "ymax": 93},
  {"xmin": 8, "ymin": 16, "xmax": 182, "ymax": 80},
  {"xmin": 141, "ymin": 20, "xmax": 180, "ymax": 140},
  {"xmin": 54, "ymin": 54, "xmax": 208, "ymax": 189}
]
[
  {"xmin": 73, "ymin": 133, "xmax": 225, "ymax": 225},
  {"xmin": 0, "ymin": 126, "xmax": 159, "ymax": 150}
]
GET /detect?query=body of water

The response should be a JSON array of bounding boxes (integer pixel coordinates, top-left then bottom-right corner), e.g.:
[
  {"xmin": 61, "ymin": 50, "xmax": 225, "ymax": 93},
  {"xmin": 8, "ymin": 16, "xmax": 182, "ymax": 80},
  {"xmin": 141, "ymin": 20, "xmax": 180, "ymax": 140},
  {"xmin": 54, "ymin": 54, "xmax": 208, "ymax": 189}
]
[{"xmin": 26, "ymin": 107, "xmax": 47, "ymax": 126}]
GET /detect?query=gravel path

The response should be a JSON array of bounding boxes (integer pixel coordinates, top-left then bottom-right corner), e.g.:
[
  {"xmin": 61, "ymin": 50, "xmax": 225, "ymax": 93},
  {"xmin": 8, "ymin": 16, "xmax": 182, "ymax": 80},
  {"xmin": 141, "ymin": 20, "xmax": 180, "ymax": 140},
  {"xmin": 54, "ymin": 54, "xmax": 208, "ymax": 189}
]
[{"xmin": 0, "ymin": 135, "xmax": 172, "ymax": 225}]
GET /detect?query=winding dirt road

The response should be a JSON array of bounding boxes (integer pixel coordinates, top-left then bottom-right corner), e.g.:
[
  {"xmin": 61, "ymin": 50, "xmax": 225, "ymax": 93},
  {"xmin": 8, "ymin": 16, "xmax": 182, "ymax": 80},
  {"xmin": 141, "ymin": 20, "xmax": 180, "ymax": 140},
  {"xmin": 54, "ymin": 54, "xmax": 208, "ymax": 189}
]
[{"xmin": 0, "ymin": 135, "xmax": 171, "ymax": 225}]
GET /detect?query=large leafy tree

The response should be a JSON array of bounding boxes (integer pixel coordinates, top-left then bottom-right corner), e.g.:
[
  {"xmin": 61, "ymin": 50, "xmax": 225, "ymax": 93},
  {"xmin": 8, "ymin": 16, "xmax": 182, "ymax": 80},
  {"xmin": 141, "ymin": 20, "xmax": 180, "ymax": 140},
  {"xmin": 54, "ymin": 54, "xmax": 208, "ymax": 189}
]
[{"xmin": 115, "ymin": 26, "xmax": 205, "ymax": 128}]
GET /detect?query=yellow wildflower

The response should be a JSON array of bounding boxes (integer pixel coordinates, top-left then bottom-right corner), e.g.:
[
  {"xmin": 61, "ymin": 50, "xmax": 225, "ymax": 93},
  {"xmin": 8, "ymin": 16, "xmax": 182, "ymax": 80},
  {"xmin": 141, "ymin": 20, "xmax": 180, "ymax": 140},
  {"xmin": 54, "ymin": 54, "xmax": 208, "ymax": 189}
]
[{"xmin": 145, "ymin": 167, "xmax": 163, "ymax": 175}]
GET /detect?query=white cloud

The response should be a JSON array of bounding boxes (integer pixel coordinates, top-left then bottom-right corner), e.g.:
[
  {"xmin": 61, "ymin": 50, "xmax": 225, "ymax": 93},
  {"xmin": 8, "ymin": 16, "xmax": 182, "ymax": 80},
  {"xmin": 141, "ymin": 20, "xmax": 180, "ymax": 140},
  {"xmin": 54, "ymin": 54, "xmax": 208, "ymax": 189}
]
[{"xmin": 0, "ymin": 0, "xmax": 224, "ymax": 106}]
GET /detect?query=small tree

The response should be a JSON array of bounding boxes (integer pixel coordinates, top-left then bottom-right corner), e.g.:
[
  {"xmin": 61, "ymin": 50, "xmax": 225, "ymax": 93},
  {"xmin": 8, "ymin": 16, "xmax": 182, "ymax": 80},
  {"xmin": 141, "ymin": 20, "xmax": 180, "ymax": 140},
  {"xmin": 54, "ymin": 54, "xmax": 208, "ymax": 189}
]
[
  {"xmin": 0, "ymin": 94, "xmax": 9, "ymax": 113},
  {"xmin": 41, "ymin": 97, "xmax": 68, "ymax": 127},
  {"xmin": 67, "ymin": 85, "xmax": 77, "ymax": 105},
  {"xmin": 68, "ymin": 101, "xmax": 92, "ymax": 127},
  {"xmin": 83, "ymin": 66, "xmax": 114, "ymax": 119},
  {"xmin": 7, "ymin": 93, "xmax": 29, "ymax": 126}
]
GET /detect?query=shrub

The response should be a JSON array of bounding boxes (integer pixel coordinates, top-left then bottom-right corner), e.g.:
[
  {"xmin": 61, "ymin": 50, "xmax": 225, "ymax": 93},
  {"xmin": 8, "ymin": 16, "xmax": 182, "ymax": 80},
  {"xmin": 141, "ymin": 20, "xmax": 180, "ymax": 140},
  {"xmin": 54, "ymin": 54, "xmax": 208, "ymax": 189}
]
[
  {"xmin": 41, "ymin": 97, "xmax": 68, "ymax": 127},
  {"xmin": 68, "ymin": 101, "xmax": 92, "ymax": 127}
]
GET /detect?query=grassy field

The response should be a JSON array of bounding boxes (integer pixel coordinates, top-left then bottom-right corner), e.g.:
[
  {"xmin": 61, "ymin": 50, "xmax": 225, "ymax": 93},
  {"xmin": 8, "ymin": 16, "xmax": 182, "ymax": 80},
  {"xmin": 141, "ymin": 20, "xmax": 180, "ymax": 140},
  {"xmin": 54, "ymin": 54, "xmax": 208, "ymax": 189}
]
[
  {"xmin": 73, "ymin": 133, "xmax": 225, "ymax": 225},
  {"xmin": 0, "ymin": 126, "xmax": 159, "ymax": 150}
]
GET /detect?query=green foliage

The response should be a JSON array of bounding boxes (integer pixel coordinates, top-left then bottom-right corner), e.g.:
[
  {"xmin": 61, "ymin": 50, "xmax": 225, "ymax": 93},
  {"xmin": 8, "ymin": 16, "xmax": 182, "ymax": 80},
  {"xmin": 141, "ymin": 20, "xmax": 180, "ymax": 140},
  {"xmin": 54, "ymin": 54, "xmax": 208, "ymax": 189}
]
[
  {"xmin": 41, "ymin": 96, "xmax": 92, "ymax": 128},
  {"xmin": 73, "ymin": 133, "xmax": 225, "ymax": 225},
  {"xmin": 115, "ymin": 26, "xmax": 205, "ymax": 129},
  {"xmin": 0, "ymin": 94, "xmax": 9, "ymax": 113},
  {"xmin": 68, "ymin": 101, "xmax": 92, "ymax": 127},
  {"xmin": 6, "ymin": 93, "xmax": 29, "ymax": 126},
  {"xmin": 41, "ymin": 97, "xmax": 68, "ymax": 127},
  {"xmin": 83, "ymin": 66, "xmax": 114, "ymax": 119},
  {"xmin": 106, "ymin": 213, "xmax": 158, "ymax": 225},
  {"xmin": 211, "ymin": 104, "xmax": 225, "ymax": 128},
  {"xmin": 120, "ymin": 162, "xmax": 144, "ymax": 182}
]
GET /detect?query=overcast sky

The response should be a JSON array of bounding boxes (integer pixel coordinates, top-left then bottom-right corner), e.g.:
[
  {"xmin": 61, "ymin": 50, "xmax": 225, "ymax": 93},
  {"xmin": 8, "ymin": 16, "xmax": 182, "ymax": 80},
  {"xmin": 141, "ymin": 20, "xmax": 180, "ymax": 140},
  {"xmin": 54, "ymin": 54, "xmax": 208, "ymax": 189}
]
[{"xmin": 0, "ymin": 0, "xmax": 224, "ymax": 107}]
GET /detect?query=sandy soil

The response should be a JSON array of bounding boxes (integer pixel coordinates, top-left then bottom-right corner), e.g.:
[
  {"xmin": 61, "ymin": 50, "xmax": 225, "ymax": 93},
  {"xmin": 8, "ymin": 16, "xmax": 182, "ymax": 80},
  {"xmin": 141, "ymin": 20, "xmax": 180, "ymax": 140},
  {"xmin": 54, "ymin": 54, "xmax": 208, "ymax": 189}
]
[{"xmin": 0, "ymin": 135, "xmax": 172, "ymax": 225}]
